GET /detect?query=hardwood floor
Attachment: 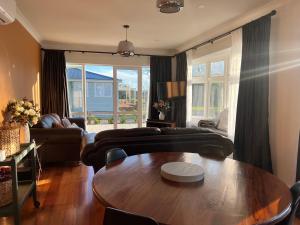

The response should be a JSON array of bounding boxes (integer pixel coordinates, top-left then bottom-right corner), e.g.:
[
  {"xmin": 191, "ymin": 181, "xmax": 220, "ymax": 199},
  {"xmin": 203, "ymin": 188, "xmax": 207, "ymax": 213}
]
[
  {"xmin": 0, "ymin": 164, "xmax": 299, "ymax": 225},
  {"xmin": 0, "ymin": 164, "xmax": 104, "ymax": 225}
]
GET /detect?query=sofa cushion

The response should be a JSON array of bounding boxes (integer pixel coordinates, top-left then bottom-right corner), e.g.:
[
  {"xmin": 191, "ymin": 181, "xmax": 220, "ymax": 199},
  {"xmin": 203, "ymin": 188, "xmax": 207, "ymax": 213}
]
[
  {"xmin": 62, "ymin": 118, "xmax": 72, "ymax": 128},
  {"xmin": 95, "ymin": 127, "xmax": 161, "ymax": 142},
  {"xmin": 160, "ymin": 127, "xmax": 212, "ymax": 135},
  {"xmin": 216, "ymin": 109, "xmax": 228, "ymax": 132},
  {"xmin": 51, "ymin": 113, "xmax": 62, "ymax": 123},
  {"xmin": 52, "ymin": 122, "xmax": 64, "ymax": 128},
  {"xmin": 38, "ymin": 114, "xmax": 60, "ymax": 128}
]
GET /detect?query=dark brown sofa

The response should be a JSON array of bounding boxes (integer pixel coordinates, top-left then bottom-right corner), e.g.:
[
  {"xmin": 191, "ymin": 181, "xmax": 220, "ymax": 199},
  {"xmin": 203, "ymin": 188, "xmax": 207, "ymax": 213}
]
[
  {"xmin": 30, "ymin": 113, "xmax": 94, "ymax": 163},
  {"xmin": 81, "ymin": 127, "xmax": 234, "ymax": 173}
]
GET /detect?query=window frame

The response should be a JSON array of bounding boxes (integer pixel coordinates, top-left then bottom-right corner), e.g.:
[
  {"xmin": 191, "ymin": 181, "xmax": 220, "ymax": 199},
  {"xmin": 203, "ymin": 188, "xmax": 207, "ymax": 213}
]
[
  {"xmin": 66, "ymin": 63, "xmax": 150, "ymax": 129},
  {"xmin": 191, "ymin": 49, "xmax": 230, "ymax": 122}
]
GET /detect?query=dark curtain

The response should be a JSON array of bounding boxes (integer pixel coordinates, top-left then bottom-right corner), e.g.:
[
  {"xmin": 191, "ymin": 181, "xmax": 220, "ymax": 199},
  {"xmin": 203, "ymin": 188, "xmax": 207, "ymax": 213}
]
[
  {"xmin": 149, "ymin": 56, "xmax": 172, "ymax": 120},
  {"xmin": 234, "ymin": 14, "xmax": 273, "ymax": 172},
  {"xmin": 41, "ymin": 50, "xmax": 69, "ymax": 118},
  {"xmin": 297, "ymin": 132, "xmax": 300, "ymax": 181},
  {"xmin": 174, "ymin": 52, "xmax": 187, "ymax": 127}
]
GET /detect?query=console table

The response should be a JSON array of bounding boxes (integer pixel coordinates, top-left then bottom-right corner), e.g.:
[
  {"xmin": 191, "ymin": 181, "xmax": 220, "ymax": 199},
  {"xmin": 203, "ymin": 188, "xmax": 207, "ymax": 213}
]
[
  {"xmin": 0, "ymin": 142, "xmax": 40, "ymax": 225},
  {"xmin": 146, "ymin": 119, "xmax": 176, "ymax": 128}
]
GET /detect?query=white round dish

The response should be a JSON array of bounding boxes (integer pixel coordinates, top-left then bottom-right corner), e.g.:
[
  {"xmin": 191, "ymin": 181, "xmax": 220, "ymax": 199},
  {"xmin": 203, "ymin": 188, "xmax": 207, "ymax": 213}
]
[{"xmin": 161, "ymin": 162, "xmax": 204, "ymax": 183}]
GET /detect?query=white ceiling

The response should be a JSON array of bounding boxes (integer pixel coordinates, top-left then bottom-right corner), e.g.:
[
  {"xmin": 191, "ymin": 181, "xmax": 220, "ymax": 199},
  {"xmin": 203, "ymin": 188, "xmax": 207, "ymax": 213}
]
[{"xmin": 17, "ymin": 0, "xmax": 271, "ymax": 53}]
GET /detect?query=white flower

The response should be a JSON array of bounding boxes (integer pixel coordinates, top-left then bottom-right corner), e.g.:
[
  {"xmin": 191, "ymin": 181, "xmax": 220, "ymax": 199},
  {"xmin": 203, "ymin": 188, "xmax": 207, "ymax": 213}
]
[
  {"xmin": 32, "ymin": 117, "xmax": 38, "ymax": 125},
  {"xmin": 19, "ymin": 101, "xmax": 24, "ymax": 105},
  {"xmin": 16, "ymin": 106, "xmax": 24, "ymax": 112},
  {"xmin": 24, "ymin": 110, "xmax": 29, "ymax": 115},
  {"xmin": 14, "ymin": 112, "xmax": 20, "ymax": 116},
  {"xmin": 28, "ymin": 109, "xmax": 36, "ymax": 116},
  {"xmin": 24, "ymin": 102, "xmax": 33, "ymax": 107}
]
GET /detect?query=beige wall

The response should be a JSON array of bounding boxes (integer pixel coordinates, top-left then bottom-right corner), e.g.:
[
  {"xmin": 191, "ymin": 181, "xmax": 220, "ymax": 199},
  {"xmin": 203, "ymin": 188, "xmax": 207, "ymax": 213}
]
[
  {"xmin": 0, "ymin": 20, "xmax": 41, "ymax": 122},
  {"xmin": 65, "ymin": 51, "xmax": 149, "ymax": 67},
  {"xmin": 270, "ymin": 0, "xmax": 300, "ymax": 186}
]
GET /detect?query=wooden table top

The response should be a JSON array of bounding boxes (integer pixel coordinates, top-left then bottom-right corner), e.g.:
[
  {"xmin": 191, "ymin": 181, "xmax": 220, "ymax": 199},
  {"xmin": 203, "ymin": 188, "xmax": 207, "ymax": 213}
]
[{"xmin": 93, "ymin": 152, "xmax": 292, "ymax": 225}]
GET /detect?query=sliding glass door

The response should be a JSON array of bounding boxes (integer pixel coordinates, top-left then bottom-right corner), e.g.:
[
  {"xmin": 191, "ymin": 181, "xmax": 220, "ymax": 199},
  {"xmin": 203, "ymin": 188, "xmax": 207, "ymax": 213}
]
[
  {"xmin": 66, "ymin": 64, "xmax": 150, "ymax": 132},
  {"xmin": 66, "ymin": 64, "xmax": 84, "ymax": 118},
  {"xmin": 115, "ymin": 68, "xmax": 139, "ymax": 129}
]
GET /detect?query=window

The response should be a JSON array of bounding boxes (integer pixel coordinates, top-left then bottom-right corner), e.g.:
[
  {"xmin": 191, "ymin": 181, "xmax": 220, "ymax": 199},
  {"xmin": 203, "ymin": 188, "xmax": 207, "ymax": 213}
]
[
  {"xmin": 192, "ymin": 84, "xmax": 205, "ymax": 116},
  {"xmin": 66, "ymin": 64, "xmax": 84, "ymax": 118},
  {"xmin": 191, "ymin": 50, "xmax": 229, "ymax": 123},
  {"xmin": 95, "ymin": 83, "xmax": 112, "ymax": 97},
  {"xmin": 66, "ymin": 64, "xmax": 150, "ymax": 132},
  {"xmin": 210, "ymin": 61, "xmax": 225, "ymax": 76},
  {"xmin": 192, "ymin": 63, "xmax": 206, "ymax": 77}
]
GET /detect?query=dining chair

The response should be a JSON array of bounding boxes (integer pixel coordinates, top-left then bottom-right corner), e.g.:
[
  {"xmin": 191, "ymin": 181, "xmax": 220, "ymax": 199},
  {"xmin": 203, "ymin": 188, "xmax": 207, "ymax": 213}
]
[
  {"xmin": 105, "ymin": 148, "xmax": 128, "ymax": 165},
  {"xmin": 277, "ymin": 181, "xmax": 300, "ymax": 225},
  {"xmin": 103, "ymin": 207, "xmax": 159, "ymax": 225}
]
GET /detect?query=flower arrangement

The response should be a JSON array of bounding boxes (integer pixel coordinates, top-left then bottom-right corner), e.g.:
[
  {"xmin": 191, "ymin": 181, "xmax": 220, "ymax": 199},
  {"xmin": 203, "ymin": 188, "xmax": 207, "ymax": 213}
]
[
  {"xmin": 2, "ymin": 98, "xmax": 40, "ymax": 127},
  {"xmin": 152, "ymin": 100, "xmax": 171, "ymax": 114}
]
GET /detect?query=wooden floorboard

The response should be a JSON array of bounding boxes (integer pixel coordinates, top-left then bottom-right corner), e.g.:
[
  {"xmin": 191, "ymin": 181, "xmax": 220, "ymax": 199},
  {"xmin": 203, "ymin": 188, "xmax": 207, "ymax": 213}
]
[
  {"xmin": 0, "ymin": 164, "xmax": 299, "ymax": 225},
  {"xmin": 0, "ymin": 164, "xmax": 104, "ymax": 225}
]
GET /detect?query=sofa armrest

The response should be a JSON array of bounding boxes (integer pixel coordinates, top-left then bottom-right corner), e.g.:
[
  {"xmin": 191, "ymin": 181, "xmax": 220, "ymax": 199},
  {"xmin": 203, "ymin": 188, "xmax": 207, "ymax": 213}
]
[
  {"xmin": 68, "ymin": 117, "xmax": 86, "ymax": 130},
  {"xmin": 198, "ymin": 120, "xmax": 217, "ymax": 128}
]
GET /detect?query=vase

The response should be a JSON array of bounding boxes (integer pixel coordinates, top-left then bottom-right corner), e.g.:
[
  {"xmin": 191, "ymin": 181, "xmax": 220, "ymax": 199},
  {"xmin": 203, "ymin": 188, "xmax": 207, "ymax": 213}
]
[
  {"xmin": 159, "ymin": 112, "xmax": 165, "ymax": 121},
  {"xmin": 19, "ymin": 123, "xmax": 30, "ymax": 144}
]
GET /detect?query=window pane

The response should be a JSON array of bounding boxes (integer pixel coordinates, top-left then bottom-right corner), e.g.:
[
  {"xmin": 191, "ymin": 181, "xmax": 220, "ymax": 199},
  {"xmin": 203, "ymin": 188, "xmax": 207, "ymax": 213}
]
[
  {"xmin": 94, "ymin": 83, "xmax": 112, "ymax": 97},
  {"xmin": 142, "ymin": 67, "xmax": 150, "ymax": 126},
  {"xmin": 66, "ymin": 64, "xmax": 84, "ymax": 118},
  {"xmin": 208, "ymin": 83, "xmax": 224, "ymax": 118},
  {"xmin": 210, "ymin": 61, "xmax": 225, "ymax": 76},
  {"xmin": 85, "ymin": 65, "xmax": 114, "ymax": 132},
  {"xmin": 118, "ymin": 114, "xmax": 138, "ymax": 129},
  {"xmin": 117, "ymin": 69, "xmax": 138, "ymax": 113},
  {"xmin": 192, "ymin": 64, "xmax": 206, "ymax": 77},
  {"xmin": 192, "ymin": 84, "xmax": 205, "ymax": 116},
  {"xmin": 87, "ymin": 114, "xmax": 114, "ymax": 133}
]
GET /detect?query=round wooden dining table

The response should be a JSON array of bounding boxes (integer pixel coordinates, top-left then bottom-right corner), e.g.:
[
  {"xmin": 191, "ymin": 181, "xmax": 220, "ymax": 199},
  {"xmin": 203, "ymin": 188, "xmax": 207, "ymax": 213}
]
[{"xmin": 93, "ymin": 152, "xmax": 292, "ymax": 225}]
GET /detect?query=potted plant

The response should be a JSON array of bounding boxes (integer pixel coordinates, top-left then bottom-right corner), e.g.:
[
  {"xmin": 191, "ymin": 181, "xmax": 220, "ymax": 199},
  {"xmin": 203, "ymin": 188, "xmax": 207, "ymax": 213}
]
[
  {"xmin": 2, "ymin": 98, "xmax": 40, "ymax": 144},
  {"xmin": 153, "ymin": 100, "xmax": 170, "ymax": 121}
]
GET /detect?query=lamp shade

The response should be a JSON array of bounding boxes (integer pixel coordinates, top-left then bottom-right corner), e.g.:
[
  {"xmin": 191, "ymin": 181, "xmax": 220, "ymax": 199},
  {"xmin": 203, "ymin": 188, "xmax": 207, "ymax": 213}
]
[
  {"xmin": 157, "ymin": 0, "xmax": 184, "ymax": 13},
  {"xmin": 117, "ymin": 40, "xmax": 135, "ymax": 57}
]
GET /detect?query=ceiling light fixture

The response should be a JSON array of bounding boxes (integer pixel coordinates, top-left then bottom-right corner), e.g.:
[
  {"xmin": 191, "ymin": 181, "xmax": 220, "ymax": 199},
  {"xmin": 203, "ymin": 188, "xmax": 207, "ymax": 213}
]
[
  {"xmin": 117, "ymin": 25, "xmax": 135, "ymax": 57},
  {"xmin": 157, "ymin": 0, "xmax": 184, "ymax": 13}
]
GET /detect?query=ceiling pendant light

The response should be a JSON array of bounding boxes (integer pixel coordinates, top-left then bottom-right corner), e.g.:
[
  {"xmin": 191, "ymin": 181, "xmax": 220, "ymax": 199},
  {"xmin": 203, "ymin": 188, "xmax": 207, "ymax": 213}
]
[
  {"xmin": 117, "ymin": 25, "xmax": 135, "ymax": 57},
  {"xmin": 157, "ymin": 0, "xmax": 184, "ymax": 13}
]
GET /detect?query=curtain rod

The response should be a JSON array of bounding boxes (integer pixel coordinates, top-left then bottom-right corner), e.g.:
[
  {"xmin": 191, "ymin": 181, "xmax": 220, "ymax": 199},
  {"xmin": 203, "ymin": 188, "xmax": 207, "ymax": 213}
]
[
  {"xmin": 41, "ymin": 10, "xmax": 276, "ymax": 58},
  {"xmin": 40, "ymin": 48, "xmax": 165, "ymax": 57},
  {"xmin": 176, "ymin": 10, "xmax": 277, "ymax": 56}
]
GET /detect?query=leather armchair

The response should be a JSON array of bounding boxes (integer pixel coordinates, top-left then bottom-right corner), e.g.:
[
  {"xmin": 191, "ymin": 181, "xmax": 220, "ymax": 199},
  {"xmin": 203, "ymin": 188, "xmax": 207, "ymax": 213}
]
[{"xmin": 30, "ymin": 114, "xmax": 91, "ymax": 164}]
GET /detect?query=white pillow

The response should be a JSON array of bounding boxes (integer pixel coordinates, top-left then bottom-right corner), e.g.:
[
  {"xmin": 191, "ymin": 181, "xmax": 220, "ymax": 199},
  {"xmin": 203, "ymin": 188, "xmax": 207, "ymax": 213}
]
[
  {"xmin": 216, "ymin": 109, "xmax": 228, "ymax": 132},
  {"xmin": 62, "ymin": 118, "xmax": 72, "ymax": 128},
  {"xmin": 70, "ymin": 123, "xmax": 80, "ymax": 128}
]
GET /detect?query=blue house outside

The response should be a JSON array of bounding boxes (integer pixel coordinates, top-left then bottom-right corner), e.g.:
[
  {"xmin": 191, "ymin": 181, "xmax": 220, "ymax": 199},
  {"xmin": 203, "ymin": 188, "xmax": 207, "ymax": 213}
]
[{"xmin": 67, "ymin": 68, "xmax": 114, "ymax": 116}]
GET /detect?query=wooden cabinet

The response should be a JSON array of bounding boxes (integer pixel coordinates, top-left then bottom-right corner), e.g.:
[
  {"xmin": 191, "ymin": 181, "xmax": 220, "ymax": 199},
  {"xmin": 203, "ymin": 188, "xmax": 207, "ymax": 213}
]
[{"xmin": 146, "ymin": 120, "xmax": 176, "ymax": 128}]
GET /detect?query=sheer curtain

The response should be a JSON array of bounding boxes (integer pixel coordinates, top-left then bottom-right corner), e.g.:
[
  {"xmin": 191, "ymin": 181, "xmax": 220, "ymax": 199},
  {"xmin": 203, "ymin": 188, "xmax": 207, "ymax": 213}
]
[
  {"xmin": 227, "ymin": 29, "xmax": 243, "ymax": 141},
  {"xmin": 186, "ymin": 50, "xmax": 193, "ymax": 127}
]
